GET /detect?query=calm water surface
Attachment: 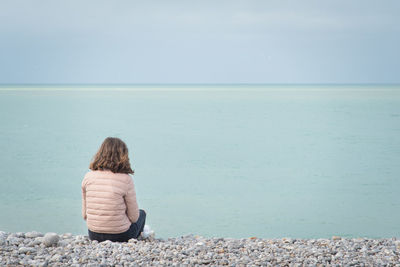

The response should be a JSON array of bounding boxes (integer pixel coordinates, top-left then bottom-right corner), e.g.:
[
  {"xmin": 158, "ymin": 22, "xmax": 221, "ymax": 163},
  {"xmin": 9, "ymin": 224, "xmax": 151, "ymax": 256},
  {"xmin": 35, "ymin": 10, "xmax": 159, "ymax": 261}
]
[{"xmin": 0, "ymin": 85, "xmax": 399, "ymax": 239}]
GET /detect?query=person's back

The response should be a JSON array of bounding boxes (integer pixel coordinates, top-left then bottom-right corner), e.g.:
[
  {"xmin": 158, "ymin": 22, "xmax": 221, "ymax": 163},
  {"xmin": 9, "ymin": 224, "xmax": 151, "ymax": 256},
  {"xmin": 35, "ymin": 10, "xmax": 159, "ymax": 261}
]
[
  {"xmin": 82, "ymin": 170, "xmax": 139, "ymax": 234},
  {"xmin": 81, "ymin": 137, "xmax": 146, "ymax": 242}
]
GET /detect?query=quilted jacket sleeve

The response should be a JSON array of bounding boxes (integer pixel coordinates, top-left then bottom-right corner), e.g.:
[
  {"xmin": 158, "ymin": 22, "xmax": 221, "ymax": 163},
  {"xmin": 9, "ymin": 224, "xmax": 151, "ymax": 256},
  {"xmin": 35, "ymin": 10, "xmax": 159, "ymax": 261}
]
[
  {"xmin": 81, "ymin": 178, "xmax": 87, "ymax": 221},
  {"xmin": 124, "ymin": 176, "xmax": 140, "ymax": 223}
]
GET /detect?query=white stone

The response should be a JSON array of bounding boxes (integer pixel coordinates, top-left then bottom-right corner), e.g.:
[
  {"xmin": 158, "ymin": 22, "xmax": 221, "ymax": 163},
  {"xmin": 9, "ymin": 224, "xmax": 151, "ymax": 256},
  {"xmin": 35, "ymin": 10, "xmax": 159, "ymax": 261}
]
[
  {"xmin": 26, "ymin": 231, "xmax": 43, "ymax": 238},
  {"xmin": 62, "ymin": 233, "xmax": 73, "ymax": 239},
  {"xmin": 42, "ymin": 233, "xmax": 60, "ymax": 247},
  {"xmin": 141, "ymin": 225, "xmax": 155, "ymax": 239}
]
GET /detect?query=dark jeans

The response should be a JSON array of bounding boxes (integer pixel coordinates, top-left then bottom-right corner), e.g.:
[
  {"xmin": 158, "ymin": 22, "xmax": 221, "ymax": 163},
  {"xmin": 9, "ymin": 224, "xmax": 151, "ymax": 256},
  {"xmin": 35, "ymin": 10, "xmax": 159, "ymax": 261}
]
[{"xmin": 88, "ymin": 209, "xmax": 146, "ymax": 242}]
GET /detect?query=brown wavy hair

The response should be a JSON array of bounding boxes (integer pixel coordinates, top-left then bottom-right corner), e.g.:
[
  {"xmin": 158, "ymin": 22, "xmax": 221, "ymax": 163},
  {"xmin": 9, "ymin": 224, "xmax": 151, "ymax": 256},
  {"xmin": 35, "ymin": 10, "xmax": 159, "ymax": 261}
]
[{"xmin": 89, "ymin": 137, "xmax": 134, "ymax": 174}]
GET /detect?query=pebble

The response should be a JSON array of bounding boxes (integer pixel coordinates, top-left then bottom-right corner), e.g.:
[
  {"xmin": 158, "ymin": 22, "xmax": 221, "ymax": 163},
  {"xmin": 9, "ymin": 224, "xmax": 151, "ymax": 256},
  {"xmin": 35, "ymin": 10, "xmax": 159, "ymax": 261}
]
[
  {"xmin": 42, "ymin": 232, "xmax": 60, "ymax": 247},
  {"xmin": 25, "ymin": 231, "xmax": 44, "ymax": 238},
  {"xmin": 0, "ymin": 231, "xmax": 399, "ymax": 266},
  {"xmin": 18, "ymin": 247, "xmax": 36, "ymax": 254},
  {"xmin": 15, "ymin": 232, "xmax": 25, "ymax": 238},
  {"xmin": 0, "ymin": 231, "xmax": 8, "ymax": 239}
]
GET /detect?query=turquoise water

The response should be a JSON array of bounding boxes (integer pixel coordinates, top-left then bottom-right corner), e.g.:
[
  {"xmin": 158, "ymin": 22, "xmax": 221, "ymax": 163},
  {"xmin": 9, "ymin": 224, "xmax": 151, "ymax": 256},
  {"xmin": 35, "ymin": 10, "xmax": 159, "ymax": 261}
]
[{"xmin": 0, "ymin": 85, "xmax": 399, "ymax": 239}]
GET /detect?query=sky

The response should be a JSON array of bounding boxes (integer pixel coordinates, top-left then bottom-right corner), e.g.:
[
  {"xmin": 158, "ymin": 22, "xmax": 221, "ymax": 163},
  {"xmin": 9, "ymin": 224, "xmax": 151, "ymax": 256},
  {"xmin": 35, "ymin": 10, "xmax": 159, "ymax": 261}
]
[{"xmin": 0, "ymin": 0, "xmax": 399, "ymax": 84}]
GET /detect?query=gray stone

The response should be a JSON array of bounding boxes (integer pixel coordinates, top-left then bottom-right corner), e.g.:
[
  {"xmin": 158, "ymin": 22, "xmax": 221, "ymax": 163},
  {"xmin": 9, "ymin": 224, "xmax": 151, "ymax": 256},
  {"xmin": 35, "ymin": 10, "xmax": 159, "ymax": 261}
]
[
  {"xmin": 50, "ymin": 254, "xmax": 62, "ymax": 262},
  {"xmin": 38, "ymin": 260, "xmax": 49, "ymax": 267},
  {"xmin": 6, "ymin": 236, "xmax": 21, "ymax": 245},
  {"xmin": 0, "ymin": 231, "xmax": 7, "ymax": 239},
  {"xmin": 57, "ymin": 240, "xmax": 68, "ymax": 247},
  {"xmin": 27, "ymin": 238, "xmax": 43, "ymax": 247},
  {"xmin": 42, "ymin": 233, "xmax": 60, "ymax": 247},
  {"xmin": 18, "ymin": 247, "xmax": 36, "ymax": 254},
  {"xmin": 15, "ymin": 232, "xmax": 25, "ymax": 238},
  {"xmin": 25, "ymin": 231, "xmax": 43, "ymax": 238}
]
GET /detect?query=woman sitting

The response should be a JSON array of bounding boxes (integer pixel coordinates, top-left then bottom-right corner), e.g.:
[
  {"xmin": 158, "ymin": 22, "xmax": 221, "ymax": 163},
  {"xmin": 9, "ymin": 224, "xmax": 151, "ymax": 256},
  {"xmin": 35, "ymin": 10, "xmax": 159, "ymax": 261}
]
[{"xmin": 82, "ymin": 137, "xmax": 146, "ymax": 242}]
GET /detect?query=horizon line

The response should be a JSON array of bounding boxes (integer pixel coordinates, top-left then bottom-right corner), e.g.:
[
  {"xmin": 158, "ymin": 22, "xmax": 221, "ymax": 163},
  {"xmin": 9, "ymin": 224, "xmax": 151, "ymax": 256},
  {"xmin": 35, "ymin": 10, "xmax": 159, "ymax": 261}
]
[{"xmin": 1, "ymin": 83, "xmax": 400, "ymax": 87}]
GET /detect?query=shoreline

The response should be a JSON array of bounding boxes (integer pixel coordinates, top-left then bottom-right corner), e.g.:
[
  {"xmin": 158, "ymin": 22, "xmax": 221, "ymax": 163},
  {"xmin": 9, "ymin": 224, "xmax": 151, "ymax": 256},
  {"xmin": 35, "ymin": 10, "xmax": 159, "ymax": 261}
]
[{"xmin": 1, "ymin": 231, "xmax": 399, "ymax": 266}]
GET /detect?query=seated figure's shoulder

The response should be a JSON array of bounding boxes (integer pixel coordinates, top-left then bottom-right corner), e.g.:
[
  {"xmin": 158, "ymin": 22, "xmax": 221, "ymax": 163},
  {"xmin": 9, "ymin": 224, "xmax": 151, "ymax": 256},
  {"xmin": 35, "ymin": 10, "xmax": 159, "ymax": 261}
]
[
  {"xmin": 82, "ymin": 171, "xmax": 93, "ymax": 187},
  {"xmin": 84, "ymin": 170, "xmax": 95, "ymax": 179},
  {"xmin": 116, "ymin": 173, "xmax": 132, "ymax": 183},
  {"xmin": 82, "ymin": 170, "xmax": 102, "ymax": 183}
]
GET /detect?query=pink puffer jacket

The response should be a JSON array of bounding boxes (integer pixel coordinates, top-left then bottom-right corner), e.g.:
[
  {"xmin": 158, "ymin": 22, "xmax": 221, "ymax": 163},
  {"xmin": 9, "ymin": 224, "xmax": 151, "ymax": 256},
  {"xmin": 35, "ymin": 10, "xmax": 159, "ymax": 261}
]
[{"xmin": 81, "ymin": 170, "xmax": 140, "ymax": 234}]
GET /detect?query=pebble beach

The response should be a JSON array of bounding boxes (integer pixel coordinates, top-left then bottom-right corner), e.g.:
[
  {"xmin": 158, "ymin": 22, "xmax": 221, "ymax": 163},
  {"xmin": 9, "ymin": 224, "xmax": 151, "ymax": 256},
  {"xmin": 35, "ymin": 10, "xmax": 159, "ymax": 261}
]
[{"xmin": 1, "ymin": 231, "xmax": 400, "ymax": 266}]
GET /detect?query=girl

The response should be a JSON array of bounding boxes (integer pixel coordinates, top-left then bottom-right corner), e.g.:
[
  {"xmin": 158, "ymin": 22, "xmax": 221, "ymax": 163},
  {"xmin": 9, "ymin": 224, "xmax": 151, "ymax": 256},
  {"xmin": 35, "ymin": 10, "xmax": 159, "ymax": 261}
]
[{"xmin": 82, "ymin": 137, "xmax": 146, "ymax": 242}]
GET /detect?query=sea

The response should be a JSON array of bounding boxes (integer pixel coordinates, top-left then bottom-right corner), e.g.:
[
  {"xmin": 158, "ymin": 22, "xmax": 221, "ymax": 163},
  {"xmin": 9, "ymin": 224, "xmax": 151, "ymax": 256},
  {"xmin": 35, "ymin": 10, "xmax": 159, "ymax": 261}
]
[{"xmin": 0, "ymin": 84, "xmax": 399, "ymax": 239}]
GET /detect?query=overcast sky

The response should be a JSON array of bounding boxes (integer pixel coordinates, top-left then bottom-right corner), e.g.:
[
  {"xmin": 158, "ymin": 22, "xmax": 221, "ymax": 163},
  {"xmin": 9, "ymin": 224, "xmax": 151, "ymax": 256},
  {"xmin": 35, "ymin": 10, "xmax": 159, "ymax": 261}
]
[{"xmin": 0, "ymin": 0, "xmax": 399, "ymax": 84}]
